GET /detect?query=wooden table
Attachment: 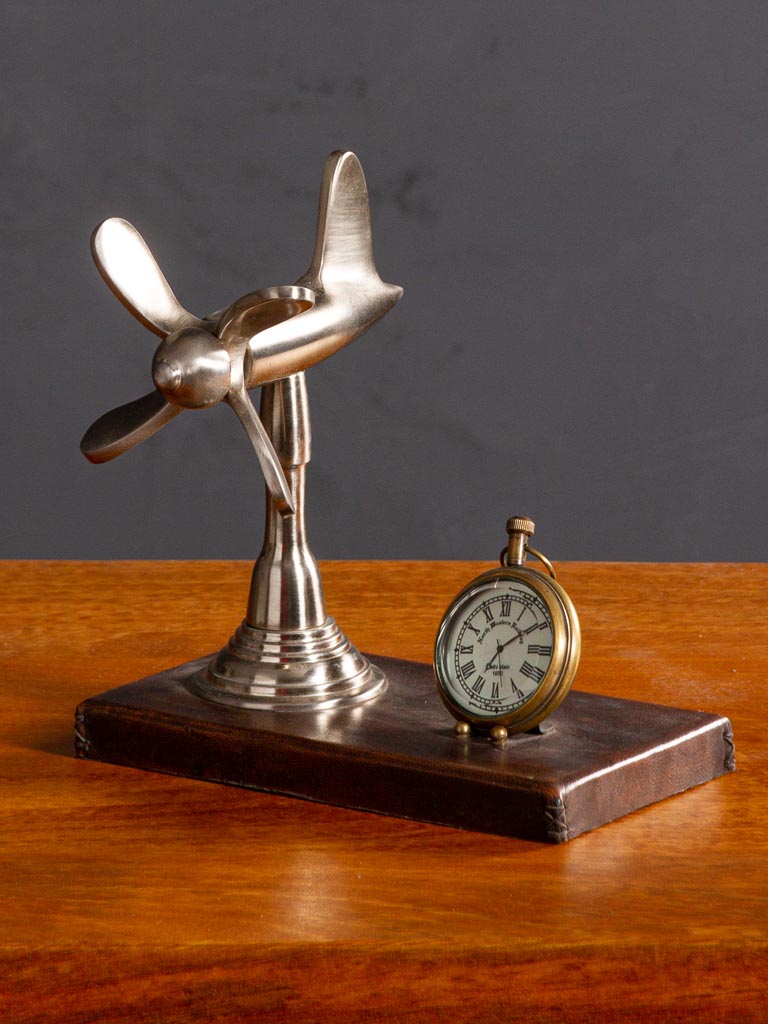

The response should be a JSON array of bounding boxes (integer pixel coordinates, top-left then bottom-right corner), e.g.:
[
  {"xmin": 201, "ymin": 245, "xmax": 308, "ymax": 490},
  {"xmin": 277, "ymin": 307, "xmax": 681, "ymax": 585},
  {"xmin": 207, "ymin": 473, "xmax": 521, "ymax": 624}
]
[{"xmin": 1, "ymin": 560, "xmax": 766, "ymax": 1022}]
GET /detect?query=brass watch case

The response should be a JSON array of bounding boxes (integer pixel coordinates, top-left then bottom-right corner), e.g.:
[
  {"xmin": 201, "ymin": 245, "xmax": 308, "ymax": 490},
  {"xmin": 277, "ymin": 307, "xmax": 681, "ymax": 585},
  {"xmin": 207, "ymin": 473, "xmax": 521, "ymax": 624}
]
[{"xmin": 433, "ymin": 564, "xmax": 581, "ymax": 735}]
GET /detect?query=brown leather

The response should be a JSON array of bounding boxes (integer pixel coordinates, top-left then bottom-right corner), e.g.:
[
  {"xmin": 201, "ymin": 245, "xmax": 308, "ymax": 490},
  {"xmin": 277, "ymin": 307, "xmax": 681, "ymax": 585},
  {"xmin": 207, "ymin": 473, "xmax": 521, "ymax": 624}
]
[{"xmin": 77, "ymin": 652, "xmax": 733, "ymax": 843}]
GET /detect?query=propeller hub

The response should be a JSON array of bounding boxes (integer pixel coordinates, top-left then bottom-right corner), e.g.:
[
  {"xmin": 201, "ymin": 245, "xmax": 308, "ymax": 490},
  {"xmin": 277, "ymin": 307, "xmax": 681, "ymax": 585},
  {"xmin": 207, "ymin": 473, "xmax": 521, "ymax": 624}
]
[
  {"xmin": 153, "ymin": 359, "xmax": 182, "ymax": 393},
  {"xmin": 152, "ymin": 328, "xmax": 231, "ymax": 408}
]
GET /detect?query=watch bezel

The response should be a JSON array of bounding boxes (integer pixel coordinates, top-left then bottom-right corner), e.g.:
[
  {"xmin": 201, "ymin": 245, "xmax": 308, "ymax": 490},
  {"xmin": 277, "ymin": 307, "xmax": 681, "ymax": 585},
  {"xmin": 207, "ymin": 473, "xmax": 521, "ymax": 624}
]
[{"xmin": 433, "ymin": 564, "xmax": 580, "ymax": 734}]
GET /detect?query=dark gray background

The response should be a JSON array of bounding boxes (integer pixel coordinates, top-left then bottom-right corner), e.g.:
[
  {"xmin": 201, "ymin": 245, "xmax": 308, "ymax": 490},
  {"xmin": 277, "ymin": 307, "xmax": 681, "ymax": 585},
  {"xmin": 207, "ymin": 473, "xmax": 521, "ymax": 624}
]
[{"xmin": 3, "ymin": 1, "xmax": 767, "ymax": 561}]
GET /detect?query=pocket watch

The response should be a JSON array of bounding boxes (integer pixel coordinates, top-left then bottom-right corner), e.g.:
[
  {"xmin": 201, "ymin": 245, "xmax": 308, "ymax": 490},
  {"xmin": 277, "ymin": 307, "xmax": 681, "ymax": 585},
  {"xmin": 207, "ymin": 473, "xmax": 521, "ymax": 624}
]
[{"xmin": 434, "ymin": 516, "xmax": 580, "ymax": 742}]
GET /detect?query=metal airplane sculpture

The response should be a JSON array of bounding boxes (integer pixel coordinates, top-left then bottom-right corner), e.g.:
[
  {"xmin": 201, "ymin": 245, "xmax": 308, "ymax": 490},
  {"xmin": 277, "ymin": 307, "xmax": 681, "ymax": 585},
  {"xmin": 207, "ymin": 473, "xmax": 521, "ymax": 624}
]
[{"xmin": 80, "ymin": 150, "xmax": 402, "ymax": 515}]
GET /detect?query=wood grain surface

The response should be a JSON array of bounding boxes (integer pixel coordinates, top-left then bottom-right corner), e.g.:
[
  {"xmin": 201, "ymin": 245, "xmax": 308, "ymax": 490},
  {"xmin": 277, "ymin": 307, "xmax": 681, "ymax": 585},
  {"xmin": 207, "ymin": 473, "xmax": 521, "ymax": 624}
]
[{"xmin": 1, "ymin": 560, "xmax": 766, "ymax": 1022}]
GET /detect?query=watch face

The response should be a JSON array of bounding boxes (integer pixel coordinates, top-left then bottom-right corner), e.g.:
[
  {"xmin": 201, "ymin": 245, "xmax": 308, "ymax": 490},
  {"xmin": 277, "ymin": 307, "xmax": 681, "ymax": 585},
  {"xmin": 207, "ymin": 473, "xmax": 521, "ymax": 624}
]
[{"xmin": 436, "ymin": 574, "xmax": 560, "ymax": 722}]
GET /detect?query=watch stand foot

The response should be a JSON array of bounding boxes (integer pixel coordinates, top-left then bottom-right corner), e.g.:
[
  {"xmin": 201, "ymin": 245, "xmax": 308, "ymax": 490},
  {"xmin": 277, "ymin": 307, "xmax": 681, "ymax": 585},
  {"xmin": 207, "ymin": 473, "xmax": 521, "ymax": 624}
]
[{"xmin": 453, "ymin": 718, "xmax": 553, "ymax": 743}]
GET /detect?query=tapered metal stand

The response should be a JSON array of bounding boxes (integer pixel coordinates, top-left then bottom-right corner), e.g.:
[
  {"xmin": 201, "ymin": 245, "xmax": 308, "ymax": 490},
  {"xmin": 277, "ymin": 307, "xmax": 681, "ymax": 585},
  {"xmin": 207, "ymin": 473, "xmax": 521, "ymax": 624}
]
[
  {"xmin": 190, "ymin": 372, "xmax": 386, "ymax": 711},
  {"xmin": 79, "ymin": 151, "xmax": 399, "ymax": 712}
]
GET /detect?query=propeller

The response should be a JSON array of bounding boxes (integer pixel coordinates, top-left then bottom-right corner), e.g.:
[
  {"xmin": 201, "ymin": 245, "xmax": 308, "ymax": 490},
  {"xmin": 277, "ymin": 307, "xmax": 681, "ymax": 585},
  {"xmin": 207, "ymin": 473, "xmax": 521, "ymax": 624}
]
[
  {"xmin": 81, "ymin": 218, "xmax": 295, "ymax": 515},
  {"xmin": 90, "ymin": 217, "xmax": 207, "ymax": 337},
  {"xmin": 81, "ymin": 151, "xmax": 403, "ymax": 521}
]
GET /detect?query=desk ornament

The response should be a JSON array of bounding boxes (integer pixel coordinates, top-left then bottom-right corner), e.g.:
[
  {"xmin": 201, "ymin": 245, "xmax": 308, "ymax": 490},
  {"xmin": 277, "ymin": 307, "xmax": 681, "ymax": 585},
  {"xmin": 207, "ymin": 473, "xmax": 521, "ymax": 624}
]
[
  {"xmin": 434, "ymin": 517, "xmax": 580, "ymax": 741},
  {"xmin": 80, "ymin": 150, "xmax": 397, "ymax": 711},
  {"xmin": 75, "ymin": 151, "xmax": 734, "ymax": 843}
]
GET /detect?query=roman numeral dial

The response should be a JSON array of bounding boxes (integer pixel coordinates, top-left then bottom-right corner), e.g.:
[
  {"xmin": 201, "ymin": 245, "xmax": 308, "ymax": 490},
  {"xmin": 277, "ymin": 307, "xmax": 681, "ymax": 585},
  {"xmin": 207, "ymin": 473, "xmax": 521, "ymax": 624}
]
[
  {"xmin": 443, "ymin": 583, "xmax": 555, "ymax": 717},
  {"xmin": 434, "ymin": 526, "xmax": 581, "ymax": 735}
]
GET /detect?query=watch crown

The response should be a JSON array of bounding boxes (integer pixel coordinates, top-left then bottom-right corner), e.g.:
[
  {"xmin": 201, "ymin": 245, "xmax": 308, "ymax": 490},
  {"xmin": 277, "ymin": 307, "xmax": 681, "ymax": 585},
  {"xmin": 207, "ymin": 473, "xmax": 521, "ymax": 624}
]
[{"xmin": 506, "ymin": 516, "xmax": 535, "ymax": 538}]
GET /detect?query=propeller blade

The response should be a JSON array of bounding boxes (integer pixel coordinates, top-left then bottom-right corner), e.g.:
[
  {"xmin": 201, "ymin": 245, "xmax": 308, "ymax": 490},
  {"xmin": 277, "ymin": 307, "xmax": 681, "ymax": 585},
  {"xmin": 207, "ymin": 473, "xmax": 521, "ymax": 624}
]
[
  {"xmin": 226, "ymin": 383, "xmax": 295, "ymax": 516},
  {"xmin": 80, "ymin": 390, "xmax": 181, "ymax": 464},
  {"xmin": 91, "ymin": 218, "xmax": 205, "ymax": 338}
]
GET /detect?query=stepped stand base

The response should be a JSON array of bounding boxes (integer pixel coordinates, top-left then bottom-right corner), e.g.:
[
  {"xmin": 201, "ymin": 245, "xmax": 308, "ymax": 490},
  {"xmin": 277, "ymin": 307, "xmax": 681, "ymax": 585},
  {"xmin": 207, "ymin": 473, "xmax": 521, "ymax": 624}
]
[{"xmin": 190, "ymin": 618, "xmax": 386, "ymax": 711}]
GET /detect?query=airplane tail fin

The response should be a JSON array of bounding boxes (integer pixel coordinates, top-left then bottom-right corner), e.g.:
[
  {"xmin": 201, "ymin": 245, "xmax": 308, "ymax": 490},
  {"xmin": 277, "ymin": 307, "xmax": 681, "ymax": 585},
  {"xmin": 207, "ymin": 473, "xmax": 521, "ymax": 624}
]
[{"xmin": 306, "ymin": 151, "xmax": 394, "ymax": 289}]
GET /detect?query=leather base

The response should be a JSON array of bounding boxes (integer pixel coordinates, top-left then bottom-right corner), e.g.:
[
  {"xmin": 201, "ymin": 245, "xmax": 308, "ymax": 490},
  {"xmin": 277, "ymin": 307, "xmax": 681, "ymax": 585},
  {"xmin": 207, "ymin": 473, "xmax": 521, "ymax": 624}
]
[{"xmin": 75, "ymin": 653, "xmax": 735, "ymax": 843}]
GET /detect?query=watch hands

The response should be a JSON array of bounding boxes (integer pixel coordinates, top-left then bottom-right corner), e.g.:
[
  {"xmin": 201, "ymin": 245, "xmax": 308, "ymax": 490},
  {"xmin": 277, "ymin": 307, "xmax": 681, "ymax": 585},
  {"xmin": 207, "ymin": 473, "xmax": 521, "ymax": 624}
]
[
  {"xmin": 484, "ymin": 629, "xmax": 524, "ymax": 671},
  {"xmin": 485, "ymin": 644, "xmax": 502, "ymax": 670},
  {"xmin": 497, "ymin": 628, "xmax": 524, "ymax": 651}
]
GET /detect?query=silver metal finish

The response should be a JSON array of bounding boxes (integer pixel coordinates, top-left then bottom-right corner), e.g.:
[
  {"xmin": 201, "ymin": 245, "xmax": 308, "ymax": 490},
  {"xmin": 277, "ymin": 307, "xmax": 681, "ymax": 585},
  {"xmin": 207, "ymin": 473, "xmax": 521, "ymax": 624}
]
[
  {"xmin": 247, "ymin": 374, "xmax": 323, "ymax": 630},
  {"xmin": 190, "ymin": 373, "xmax": 386, "ymax": 710},
  {"xmin": 91, "ymin": 216, "xmax": 207, "ymax": 337},
  {"xmin": 82, "ymin": 151, "xmax": 400, "ymax": 712}
]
